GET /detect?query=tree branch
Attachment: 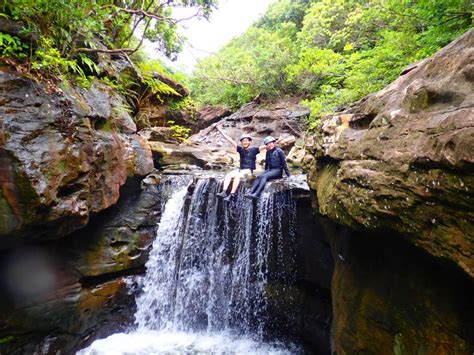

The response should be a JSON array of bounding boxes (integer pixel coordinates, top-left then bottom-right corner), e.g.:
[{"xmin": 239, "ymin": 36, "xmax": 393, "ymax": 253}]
[
  {"xmin": 113, "ymin": 7, "xmax": 176, "ymax": 24},
  {"xmin": 72, "ymin": 47, "xmax": 137, "ymax": 54}
]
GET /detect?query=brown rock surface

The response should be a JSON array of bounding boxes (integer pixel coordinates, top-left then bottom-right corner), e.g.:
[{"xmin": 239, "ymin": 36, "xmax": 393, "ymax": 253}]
[
  {"xmin": 0, "ymin": 176, "xmax": 162, "ymax": 353},
  {"xmin": 330, "ymin": 228, "xmax": 473, "ymax": 355},
  {"xmin": 0, "ymin": 71, "xmax": 153, "ymax": 241},
  {"xmin": 149, "ymin": 99, "xmax": 310, "ymax": 172},
  {"xmin": 305, "ymin": 29, "xmax": 474, "ymax": 277},
  {"xmin": 191, "ymin": 106, "xmax": 232, "ymax": 133}
]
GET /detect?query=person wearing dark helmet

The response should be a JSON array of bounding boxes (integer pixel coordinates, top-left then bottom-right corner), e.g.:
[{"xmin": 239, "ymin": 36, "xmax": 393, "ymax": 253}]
[
  {"xmin": 215, "ymin": 125, "xmax": 262, "ymax": 201},
  {"xmin": 245, "ymin": 136, "xmax": 290, "ymax": 199}
]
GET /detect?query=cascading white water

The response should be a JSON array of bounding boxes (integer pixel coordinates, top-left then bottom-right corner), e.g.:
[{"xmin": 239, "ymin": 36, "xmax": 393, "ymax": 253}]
[
  {"xmin": 134, "ymin": 180, "xmax": 191, "ymax": 331},
  {"xmin": 78, "ymin": 176, "xmax": 301, "ymax": 355}
]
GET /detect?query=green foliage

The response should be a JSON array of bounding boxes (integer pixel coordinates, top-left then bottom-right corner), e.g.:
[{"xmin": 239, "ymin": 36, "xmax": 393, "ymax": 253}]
[
  {"xmin": 167, "ymin": 120, "xmax": 191, "ymax": 142},
  {"xmin": 0, "ymin": 335, "xmax": 16, "ymax": 345},
  {"xmin": 0, "ymin": 32, "xmax": 27, "ymax": 57},
  {"xmin": 190, "ymin": 0, "xmax": 472, "ymax": 125},
  {"xmin": 1, "ymin": 0, "xmax": 216, "ymax": 77},
  {"xmin": 135, "ymin": 59, "xmax": 183, "ymax": 107},
  {"xmin": 191, "ymin": 23, "xmax": 299, "ymax": 109},
  {"xmin": 169, "ymin": 96, "xmax": 196, "ymax": 113},
  {"xmin": 255, "ymin": 0, "xmax": 311, "ymax": 31}
]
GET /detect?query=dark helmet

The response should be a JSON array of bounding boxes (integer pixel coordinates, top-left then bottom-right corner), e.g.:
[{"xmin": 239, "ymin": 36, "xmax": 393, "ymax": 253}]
[
  {"xmin": 263, "ymin": 136, "xmax": 276, "ymax": 145},
  {"xmin": 240, "ymin": 134, "xmax": 252, "ymax": 142}
]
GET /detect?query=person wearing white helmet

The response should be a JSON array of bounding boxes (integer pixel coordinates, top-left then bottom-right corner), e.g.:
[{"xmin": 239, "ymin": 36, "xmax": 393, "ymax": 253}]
[
  {"xmin": 215, "ymin": 125, "xmax": 263, "ymax": 201},
  {"xmin": 245, "ymin": 135, "xmax": 290, "ymax": 199}
]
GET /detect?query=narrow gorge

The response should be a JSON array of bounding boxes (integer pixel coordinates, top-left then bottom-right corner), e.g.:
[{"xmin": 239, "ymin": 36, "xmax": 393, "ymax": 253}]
[{"xmin": 0, "ymin": 13, "xmax": 473, "ymax": 355}]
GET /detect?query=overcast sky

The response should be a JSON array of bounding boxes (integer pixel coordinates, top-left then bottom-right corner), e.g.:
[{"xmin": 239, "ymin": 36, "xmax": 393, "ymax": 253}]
[{"xmin": 146, "ymin": 0, "xmax": 276, "ymax": 72}]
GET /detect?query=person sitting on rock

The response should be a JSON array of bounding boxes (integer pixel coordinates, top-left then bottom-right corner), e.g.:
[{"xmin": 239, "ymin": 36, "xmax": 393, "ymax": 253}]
[
  {"xmin": 245, "ymin": 136, "xmax": 290, "ymax": 199},
  {"xmin": 215, "ymin": 125, "xmax": 262, "ymax": 201}
]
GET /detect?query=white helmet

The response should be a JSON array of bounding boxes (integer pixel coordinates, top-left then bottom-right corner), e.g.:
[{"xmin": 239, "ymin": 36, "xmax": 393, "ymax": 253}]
[
  {"xmin": 240, "ymin": 134, "xmax": 252, "ymax": 141},
  {"xmin": 263, "ymin": 136, "xmax": 276, "ymax": 145}
]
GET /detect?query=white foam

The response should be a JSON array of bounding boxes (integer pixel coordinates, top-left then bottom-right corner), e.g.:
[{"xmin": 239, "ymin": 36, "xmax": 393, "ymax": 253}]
[{"xmin": 77, "ymin": 330, "xmax": 298, "ymax": 355}]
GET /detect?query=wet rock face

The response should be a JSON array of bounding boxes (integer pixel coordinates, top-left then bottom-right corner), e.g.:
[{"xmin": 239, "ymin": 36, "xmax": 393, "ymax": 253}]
[
  {"xmin": 305, "ymin": 29, "xmax": 474, "ymax": 276},
  {"xmin": 0, "ymin": 177, "xmax": 159, "ymax": 353},
  {"xmin": 0, "ymin": 71, "xmax": 153, "ymax": 241},
  {"xmin": 330, "ymin": 229, "xmax": 474, "ymax": 354}
]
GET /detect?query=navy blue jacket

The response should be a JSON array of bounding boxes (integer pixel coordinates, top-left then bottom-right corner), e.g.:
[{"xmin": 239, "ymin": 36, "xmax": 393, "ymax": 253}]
[
  {"xmin": 264, "ymin": 147, "xmax": 290, "ymax": 176},
  {"xmin": 237, "ymin": 146, "xmax": 259, "ymax": 171}
]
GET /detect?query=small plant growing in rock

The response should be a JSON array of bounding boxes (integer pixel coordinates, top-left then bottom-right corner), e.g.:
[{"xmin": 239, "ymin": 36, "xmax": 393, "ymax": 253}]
[{"xmin": 167, "ymin": 120, "xmax": 190, "ymax": 143}]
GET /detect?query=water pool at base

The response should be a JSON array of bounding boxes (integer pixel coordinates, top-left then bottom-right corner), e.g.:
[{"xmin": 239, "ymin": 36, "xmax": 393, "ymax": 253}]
[
  {"xmin": 78, "ymin": 176, "xmax": 305, "ymax": 355},
  {"xmin": 78, "ymin": 330, "xmax": 301, "ymax": 354}
]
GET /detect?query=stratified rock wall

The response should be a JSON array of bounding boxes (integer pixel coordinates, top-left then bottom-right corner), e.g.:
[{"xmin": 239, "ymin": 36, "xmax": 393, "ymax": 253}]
[
  {"xmin": 150, "ymin": 99, "xmax": 309, "ymax": 171},
  {"xmin": 330, "ymin": 229, "xmax": 473, "ymax": 355},
  {"xmin": 0, "ymin": 70, "xmax": 153, "ymax": 241},
  {"xmin": 305, "ymin": 29, "xmax": 474, "ymax": 354},
  {"xmin": 0, "ymin": 177, "xmax": 161, "ymax": 354},
  {"xmin": 0, "ymin": 67, "xmax": 156, "ymax": 352},
  {"xmin": 305, "ymin": 29, "xmax": 473, "ymax": 277}
]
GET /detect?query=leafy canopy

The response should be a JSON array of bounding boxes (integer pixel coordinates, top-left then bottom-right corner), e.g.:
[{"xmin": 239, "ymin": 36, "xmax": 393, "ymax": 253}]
[
  {"xmin": 189, "ymin": 0, "xmax": 472, "ymax": 125},
  {"xmin": 1, "ymin": 0, "xmax": 216, "ymax": 74}
]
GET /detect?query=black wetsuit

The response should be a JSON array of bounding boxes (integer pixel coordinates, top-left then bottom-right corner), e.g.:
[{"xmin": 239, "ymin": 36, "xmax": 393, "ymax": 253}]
[{"xmin": 249, "ymin": 147, "xmax": 290, "ymax": 196}]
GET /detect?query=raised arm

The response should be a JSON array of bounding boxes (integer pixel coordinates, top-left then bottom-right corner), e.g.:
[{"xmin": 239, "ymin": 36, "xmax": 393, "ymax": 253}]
[{"xmin": 216, "ymin": 125, "xmax": 238, "ymax": 150}]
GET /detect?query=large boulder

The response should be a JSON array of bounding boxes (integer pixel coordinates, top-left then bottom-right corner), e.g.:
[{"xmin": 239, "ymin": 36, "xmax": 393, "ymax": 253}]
[
  {"xmin": 191, "ymin": 106, "xmax": 232, "ymax": 133},
  {"xmin": 0, "ymin": 70, "xmax": 153, "ymax": 242},
  {"xmin": 148, "ymin": 141, "xmax": 234, "ymax": 170},
  {"xmin": 190, "ymin": 99, "xmax": 308, "ymax": 148},
  {"xmin": 305, "ymin": 29, "xmax": 474, "ymax": 277}
]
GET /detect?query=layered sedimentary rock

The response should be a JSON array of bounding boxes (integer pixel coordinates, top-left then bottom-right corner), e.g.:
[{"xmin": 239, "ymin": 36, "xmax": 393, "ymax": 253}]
[
  {"xmin": 0, "ymin": 67, "xmax": 155, "ymax": 352},
  {"xmin": 0, "ymin": 177, "xmax": 160, "ymax": 353},
  {"xmin": 306, "ymin": 29, "xmax": 473, "ymax": 277},
  {"xmin": 0, "ymin": 69, "xmax": 153, "ymax": 242},
  {"xmin": 305, "ymin": 29, "xmax": 474, "ymax": 353},
  {"xmin": 150, "ymin": 99, "xmax": 309, "ymax": 171}
]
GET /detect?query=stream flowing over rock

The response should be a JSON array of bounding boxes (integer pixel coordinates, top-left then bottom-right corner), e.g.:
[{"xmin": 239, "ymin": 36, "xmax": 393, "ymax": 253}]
[
  {"xmin": 77, "ymin": 174, "xmax": 333, "ymax": 354},
  {"xmin": 0, "ymin": 28, "xmax": 473, "ymax": 355},
  {"xmin": 305, "ymin": 29, "xmax": 474, "ymax": 353}
]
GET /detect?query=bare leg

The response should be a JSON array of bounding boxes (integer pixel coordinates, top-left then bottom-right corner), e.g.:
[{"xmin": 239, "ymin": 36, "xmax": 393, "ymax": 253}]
[
  {"xmin": 223, "ymin": 170, "xmax": 237, "ymax": 191},
  {"xmin": 230, "ymin": 175, "xmax": 241, "ymax": 193}
]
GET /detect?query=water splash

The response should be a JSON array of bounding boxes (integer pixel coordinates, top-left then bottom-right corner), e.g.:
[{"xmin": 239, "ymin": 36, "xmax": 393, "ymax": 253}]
[
  {"xmin": 134, "ymin": 181, "xmax": 190, "ymax": 330},
  {"xmin": 79, "ymin": 176, "xmax": 301, "ymax": 354}
]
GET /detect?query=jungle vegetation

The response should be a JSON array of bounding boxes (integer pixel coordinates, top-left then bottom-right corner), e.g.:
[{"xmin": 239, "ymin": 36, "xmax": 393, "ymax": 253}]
[
  {"xmin": 0, "ymin": 0, "xmax": 216, "ymax": 100},
  {"xmin": 1, "ymin": 0, "xmax": 472, "ymax": 126},
  {"xmin": 189, "ymin": 0, "xmax": 472, "ymax": 125}
]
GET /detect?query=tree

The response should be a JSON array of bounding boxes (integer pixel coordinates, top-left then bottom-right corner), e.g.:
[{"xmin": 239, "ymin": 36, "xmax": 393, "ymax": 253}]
[
  {"xmin": 190, "ymin": 23, "xmax": 298, "ymax": 109},
  {"xmin": 0, "ymin": 0, "xmax": 217, "ymax": 72}
]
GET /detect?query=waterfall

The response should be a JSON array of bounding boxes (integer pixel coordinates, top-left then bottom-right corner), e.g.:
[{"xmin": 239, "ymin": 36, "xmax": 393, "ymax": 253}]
[
  {"xmin": 78, "ymin": 175, "xmax": 301, "ymax": 354},
  {"xmin": 134, "ymin": 177, "xmax": 191, "ymax": 331}
]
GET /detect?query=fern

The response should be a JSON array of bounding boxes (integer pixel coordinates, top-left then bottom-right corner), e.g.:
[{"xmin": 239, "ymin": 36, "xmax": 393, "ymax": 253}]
[
  {"xmin": 79, "ymin": 54, "xmax": 101, "ymax": 75},
  {"xmin": 0, "ymin": 32, "xmax": 27, "ymax": 57}
]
